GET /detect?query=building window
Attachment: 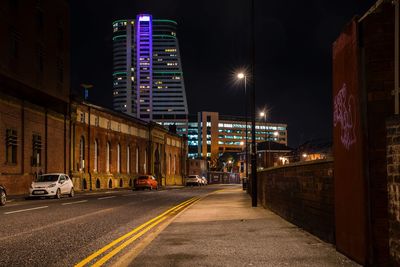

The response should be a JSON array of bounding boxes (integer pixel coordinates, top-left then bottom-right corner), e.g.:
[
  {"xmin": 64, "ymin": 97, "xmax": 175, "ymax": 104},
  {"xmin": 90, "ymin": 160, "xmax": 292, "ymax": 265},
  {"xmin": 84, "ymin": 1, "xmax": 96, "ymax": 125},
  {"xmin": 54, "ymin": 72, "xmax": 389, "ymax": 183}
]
[
  {"xmin": 79, "ymin": 136, "xmax": 85, "ymax": 171},
  {"xmin": 136, "ymin": 146, "xmax": 139, "ymax": 173},
  {"xmin": 94, "ymin": 139, "xmax": 98, "ymax": 172},
  {"xmin": 174, "ymin": 155, "xmax": 176, "ymax": 174},
  {"xmin": 168, "ymin": 154, "xmax": 171, "ymax": 175},
  {"xmin": 32, "ymin": 134, "xmax": 42, "ymax": 166},
  {"xmin": 127, "ymin": 146, "xmax": 130, "ymax": 174},
  {"xmin": 117, "ymin": 143, "xmax": 121, "ymax": 173},
  {"xmin": 80, "ymin": 112, "xmax": 85, "ymax": 123},
  {"xmin": 6, "ymin": 129, "xmax": 17, "ymax": 164},
  {"xmin": 106, "ymin": 141, "xmax": 111, "ymax": 172}
]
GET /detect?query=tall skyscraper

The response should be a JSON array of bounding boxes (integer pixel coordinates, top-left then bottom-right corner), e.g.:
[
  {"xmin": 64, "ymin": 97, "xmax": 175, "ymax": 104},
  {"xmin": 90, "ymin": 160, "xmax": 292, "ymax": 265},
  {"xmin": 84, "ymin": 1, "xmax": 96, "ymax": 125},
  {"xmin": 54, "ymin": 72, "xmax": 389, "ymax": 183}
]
[{"xmin": 112, "ymin": 14, "xmax": 188, "ymax": 135}]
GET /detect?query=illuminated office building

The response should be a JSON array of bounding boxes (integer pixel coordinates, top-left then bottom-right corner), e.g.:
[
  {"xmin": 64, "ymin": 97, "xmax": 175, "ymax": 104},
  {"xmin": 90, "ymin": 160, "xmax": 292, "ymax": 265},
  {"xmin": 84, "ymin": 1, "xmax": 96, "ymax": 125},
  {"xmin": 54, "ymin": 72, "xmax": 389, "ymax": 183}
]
[
  {"xmin": 188, "ymin": 112, "xmax": 288, "ymax": 160},
  {"xmin": 112, "ymin": 14, "xmax": 188, "ymax": 135}
]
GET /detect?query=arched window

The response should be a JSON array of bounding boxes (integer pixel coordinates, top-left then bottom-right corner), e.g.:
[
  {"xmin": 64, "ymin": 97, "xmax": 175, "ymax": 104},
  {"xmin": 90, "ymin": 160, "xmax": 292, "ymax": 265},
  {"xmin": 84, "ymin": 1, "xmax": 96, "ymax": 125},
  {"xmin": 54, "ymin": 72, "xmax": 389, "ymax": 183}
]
[
  {"xmin": 79, "ymin": 136, "xmax": 85, "ymax": 171},
  {"xmin": 127, "ymin": 146, "xmax": 130, "ymax": 174},
  {"xmin": 136, "ymin": 146, "xmax": 139, "ymax": 173},
  {"xmin": 94, "ymin": 139, "xmax": 98, "ymax": 172},
  {"xmin": 174, "ymin": 155, "xmax": 176, "ymax": 174},
  {"xmin": 168, "ymin": 154, "xmax": 171, "ymax": 175},
  {"xmin": 106, "ymin": 141, "xmax": 111, "ymax": 172},
  {"xmin": 117, "ymin": 143, "xmax": 121, "ymax": 173}
]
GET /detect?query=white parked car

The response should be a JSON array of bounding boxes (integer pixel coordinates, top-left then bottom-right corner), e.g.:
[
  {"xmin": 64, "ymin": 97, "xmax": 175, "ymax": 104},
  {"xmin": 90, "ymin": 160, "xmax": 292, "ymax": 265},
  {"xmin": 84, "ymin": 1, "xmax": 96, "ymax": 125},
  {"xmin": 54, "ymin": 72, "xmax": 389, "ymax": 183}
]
[
  {"xmin": 201, "ymin": 176, "xmax": 208, "ymax": 186},
  {"xmin": 29, "ymin": 173, "xmax": 74, "ymax": 199},
  {"xmin": 185, "ymin": 175, "xmax": 202, "ymax": 186},
  {"xmin": 0, "ymin": 185, "xmax": 6, "ymax": 206}
]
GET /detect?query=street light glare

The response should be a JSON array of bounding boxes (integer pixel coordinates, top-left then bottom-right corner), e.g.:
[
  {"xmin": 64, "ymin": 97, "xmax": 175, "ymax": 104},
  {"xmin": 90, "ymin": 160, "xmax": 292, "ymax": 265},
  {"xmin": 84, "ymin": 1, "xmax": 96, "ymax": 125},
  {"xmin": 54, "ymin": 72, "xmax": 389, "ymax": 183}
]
[
  {"xmin": 237, "ymin": 73, "xmax": 245, "ymax": 79},
  {"xmin": 260, "ymin": 112, "xmax": 265, "ymax": 117}
]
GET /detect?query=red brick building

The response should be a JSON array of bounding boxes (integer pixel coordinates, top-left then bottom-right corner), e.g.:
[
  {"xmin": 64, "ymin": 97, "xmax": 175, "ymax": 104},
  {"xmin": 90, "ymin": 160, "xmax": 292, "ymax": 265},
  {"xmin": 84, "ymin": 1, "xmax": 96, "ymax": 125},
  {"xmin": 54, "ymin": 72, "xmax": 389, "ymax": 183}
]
[
  {"xmin": 0, "ymin": 0, "xmax": 70, "ymax": 195},
  {"xmin": 70, "ymin": 102, "xmax": 186, "ymax": 191}
]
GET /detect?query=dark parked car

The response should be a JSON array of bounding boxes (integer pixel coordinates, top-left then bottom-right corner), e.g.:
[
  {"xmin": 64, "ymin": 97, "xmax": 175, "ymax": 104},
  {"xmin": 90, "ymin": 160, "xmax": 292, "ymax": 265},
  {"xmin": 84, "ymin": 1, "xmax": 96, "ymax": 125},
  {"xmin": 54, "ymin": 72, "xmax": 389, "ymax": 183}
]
[{"xmin": 0, "ymin": 185, "xmax": 6, "ymax": 206}]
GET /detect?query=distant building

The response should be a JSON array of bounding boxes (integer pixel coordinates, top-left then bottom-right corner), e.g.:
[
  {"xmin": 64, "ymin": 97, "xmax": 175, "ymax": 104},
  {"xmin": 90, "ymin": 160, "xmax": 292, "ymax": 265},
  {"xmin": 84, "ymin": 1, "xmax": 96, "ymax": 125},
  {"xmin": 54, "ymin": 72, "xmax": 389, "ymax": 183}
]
[
  {"xmin": 255, "ymin": 141, "xmax": 292, "ymax": 169},
  {"xmin": 187, "ymin": 111, "xmax": 288, "ymax": 164},
  {"xmin": 187, "ymin": 159, "xmax": 207, "ymax": 177},
  {"xmin": 112, "ymin": 15, "xmax": 188, "ymax": 135},
  {"xmin": 295, "ymin": 139, "xmax": 332, "ymax": 162}
]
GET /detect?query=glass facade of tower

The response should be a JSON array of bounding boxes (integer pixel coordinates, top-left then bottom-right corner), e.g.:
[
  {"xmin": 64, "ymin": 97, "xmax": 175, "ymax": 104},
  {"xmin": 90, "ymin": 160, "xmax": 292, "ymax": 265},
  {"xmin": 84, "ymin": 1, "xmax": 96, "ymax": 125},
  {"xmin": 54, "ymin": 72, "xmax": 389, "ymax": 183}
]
[
  {"xmin": 136, "ymin": 14, "xmax": 153, "ymax": 120},
  {"xmin": 112, "ymin": 19, "xmax": 135, "ymax": 115},
  {"xmin": 112, "ymin": 15, "xmax": 188, "ymax": 135}
]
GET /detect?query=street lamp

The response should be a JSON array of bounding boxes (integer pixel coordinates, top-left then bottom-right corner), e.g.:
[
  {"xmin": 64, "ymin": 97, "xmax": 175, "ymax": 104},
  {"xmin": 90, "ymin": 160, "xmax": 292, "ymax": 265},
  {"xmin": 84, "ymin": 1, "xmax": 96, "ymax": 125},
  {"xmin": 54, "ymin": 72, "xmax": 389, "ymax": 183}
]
[
  {"xmin": 259, "ymin": 111, "xmax": 267, "ymax": 141},
  {"xmin": 237, "ymin": 72, "xmax": 249, "ymax": 191},
  {"xmin": 259, "ymin": 111, "xmax": 268, "ymax": 168}
]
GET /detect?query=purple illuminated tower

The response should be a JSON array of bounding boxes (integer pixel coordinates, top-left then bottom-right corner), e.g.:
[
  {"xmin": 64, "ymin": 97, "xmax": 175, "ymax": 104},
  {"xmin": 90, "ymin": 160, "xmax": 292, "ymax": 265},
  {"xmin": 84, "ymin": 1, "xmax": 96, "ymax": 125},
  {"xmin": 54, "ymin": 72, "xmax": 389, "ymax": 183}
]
[
  {"xmin": 112, "ymin": 14, "xmax": 188, "ymax": 135},
  {"xmin": 136, "ymin": 14, "xmax": 153, "ymax": 120}
]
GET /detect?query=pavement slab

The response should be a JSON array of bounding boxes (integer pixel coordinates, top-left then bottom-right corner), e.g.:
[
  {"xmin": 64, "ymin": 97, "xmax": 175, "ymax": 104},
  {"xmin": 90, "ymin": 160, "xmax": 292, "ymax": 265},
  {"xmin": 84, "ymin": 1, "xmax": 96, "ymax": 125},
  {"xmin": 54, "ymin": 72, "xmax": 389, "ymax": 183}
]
[{"xmin": 131, "ymin": 186, "xmax": 359, "ymax": 267}]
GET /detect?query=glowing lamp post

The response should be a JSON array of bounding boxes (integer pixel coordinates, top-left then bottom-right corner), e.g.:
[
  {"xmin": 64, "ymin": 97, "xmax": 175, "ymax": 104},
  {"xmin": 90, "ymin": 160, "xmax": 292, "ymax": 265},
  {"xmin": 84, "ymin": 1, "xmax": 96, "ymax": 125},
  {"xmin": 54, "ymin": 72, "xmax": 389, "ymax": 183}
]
[{"xmin": 237, "ymin": 72, "xmax": 249, "ymax": 190}]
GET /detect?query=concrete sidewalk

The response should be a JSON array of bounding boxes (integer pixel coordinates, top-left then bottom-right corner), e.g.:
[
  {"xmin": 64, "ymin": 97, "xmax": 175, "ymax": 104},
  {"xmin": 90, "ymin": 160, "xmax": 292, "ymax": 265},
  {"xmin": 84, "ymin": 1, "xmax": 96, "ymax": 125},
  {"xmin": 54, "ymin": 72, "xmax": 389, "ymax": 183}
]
[{"xmin": 131, "ymin": 186, "xmax": 359, "ymax": 267}]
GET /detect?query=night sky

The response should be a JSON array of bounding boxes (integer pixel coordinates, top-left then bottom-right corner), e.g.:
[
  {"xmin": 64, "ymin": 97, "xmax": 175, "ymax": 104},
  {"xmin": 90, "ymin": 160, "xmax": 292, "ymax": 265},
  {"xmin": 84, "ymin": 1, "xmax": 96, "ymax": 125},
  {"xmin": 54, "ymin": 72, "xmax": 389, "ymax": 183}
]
[{"xmin": 70, "ymin": 0, "xmax": 376, "ymax": 147}]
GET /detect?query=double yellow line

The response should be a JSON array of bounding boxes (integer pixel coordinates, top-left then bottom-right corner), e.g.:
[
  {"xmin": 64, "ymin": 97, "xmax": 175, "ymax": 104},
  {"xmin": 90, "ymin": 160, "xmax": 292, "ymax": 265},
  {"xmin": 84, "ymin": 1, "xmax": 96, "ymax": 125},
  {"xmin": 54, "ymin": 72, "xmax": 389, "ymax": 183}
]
[{"xmin": 75, "ymin": 196, "xmax": 200, "ymax": 267}]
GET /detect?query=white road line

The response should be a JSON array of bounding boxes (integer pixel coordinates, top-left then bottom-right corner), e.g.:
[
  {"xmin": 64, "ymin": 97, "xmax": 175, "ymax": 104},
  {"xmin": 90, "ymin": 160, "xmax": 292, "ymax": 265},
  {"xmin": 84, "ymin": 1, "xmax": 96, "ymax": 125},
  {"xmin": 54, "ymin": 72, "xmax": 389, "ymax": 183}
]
[
  {"xmin": 61, "ymin": 200, "xmax": 88, "ymax": 206},
  {"xmin": 98, "ymin": 196, "xmax": 116, "ymax": 200},
  {"xmin": 4, "ymin": 206, "xmax": 48, "ymax": 215}
]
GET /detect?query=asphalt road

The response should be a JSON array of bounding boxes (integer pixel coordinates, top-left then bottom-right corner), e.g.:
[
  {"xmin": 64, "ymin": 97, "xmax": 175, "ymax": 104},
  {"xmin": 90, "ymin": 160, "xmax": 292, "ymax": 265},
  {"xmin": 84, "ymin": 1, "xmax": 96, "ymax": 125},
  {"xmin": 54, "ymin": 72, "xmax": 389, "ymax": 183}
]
[{"xmin": 0, "ymin": 185, "xmax": 224, "ymax": 266}]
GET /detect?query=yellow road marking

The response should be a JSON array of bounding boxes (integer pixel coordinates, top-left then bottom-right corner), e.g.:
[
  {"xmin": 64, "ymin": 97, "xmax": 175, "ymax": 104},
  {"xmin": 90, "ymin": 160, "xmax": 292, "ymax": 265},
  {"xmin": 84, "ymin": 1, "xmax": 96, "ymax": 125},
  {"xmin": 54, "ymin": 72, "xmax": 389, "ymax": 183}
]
[
  {"xmin": 75, "ymin": 197, "xmax": 199, "ymax": 267},
  {"xmin": 95, "ymin": 198, "xmax": 201, "ymax": 267},
  {"xmin": 110, "ymin": 198, "xmax": 201, "ymax": 267},
  {"xmin": 92, "ymin": 216, "xmax": 168, "ymax": 267}
]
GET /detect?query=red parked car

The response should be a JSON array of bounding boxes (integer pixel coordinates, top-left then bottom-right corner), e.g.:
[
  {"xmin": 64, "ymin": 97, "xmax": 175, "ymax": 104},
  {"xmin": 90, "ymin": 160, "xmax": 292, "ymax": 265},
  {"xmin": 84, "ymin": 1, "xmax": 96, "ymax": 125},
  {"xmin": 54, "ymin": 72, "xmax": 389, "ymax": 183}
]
[{"xmin": 134, "ymin": 175, "xmax": 158, "ymax": 190}]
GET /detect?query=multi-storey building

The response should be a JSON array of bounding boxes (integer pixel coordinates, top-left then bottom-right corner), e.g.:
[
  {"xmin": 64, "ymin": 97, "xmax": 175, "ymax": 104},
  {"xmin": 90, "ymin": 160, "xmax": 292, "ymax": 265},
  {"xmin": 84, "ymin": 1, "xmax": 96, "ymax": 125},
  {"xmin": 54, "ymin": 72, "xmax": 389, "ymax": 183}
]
[
  {"xmin": 112, "ymin": 14, "xmax": 188, "ymax": 136},
  {"xmin": 188, "ymin": 111, "xmax": 288, "ymax": 162},
  {"xmin": 0, "ymin": 0, "xmax": 71, "ymax": 194}
]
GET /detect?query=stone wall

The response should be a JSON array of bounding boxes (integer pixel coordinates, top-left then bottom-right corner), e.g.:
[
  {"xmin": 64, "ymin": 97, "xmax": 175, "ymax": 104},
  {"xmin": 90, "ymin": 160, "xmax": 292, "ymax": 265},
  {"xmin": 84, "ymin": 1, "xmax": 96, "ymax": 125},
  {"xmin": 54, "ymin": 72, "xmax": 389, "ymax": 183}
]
[
  {"xmin": 386, "ymin": 116, "xmax": 400, "ymax": 265},
  {"xmin": 257, "ymin": 160, "xmax": 334, "ymax": 243}
]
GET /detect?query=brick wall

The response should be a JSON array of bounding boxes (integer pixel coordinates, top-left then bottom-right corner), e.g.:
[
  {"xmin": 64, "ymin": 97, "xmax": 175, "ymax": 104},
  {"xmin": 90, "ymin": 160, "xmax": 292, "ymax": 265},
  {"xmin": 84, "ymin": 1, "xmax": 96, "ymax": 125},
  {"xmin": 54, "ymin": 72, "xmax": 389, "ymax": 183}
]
[
  {"xmin": 257, "ymin": 160, "xmax": 334, "ymax": 243},
  {"xmin": 386, "ymin": 116, "xmax": 400, "ymax": 265},
  {"xmin": 0, "ymin": 95, "xmax": 69, "ymax": 195}
]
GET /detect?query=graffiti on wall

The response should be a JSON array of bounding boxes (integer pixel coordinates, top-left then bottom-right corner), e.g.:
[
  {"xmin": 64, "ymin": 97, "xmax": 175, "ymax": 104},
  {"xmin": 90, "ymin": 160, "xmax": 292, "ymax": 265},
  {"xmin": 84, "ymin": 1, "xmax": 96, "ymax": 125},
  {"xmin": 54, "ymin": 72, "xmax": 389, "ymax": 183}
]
[{"xmin": 334, "ymin": 83, "xmax": 357, "ymax": 150}]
